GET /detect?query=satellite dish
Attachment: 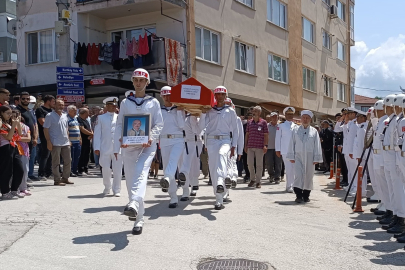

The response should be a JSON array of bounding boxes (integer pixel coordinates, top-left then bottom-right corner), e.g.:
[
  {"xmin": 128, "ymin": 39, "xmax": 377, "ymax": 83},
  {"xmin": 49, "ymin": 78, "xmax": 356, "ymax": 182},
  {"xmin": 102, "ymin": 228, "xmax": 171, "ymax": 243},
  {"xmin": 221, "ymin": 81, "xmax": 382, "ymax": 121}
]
[{"xmin": 7, "ymin": 19, "xmax": 17, "ymax": 36}]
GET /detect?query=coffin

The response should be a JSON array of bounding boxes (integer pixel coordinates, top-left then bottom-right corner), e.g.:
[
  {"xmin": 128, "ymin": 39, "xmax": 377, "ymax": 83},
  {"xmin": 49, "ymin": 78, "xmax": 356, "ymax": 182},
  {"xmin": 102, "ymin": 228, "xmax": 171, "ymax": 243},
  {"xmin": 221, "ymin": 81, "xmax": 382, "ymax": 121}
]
[{"xmin": 170, "ymin": 77, "xmax": 215, "ymax": 114}]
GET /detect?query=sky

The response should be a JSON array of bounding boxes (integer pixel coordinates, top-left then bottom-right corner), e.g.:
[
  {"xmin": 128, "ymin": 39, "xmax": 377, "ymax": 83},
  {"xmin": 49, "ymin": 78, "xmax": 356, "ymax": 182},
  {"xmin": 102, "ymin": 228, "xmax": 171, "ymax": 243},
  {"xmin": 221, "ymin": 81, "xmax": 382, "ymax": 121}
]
[{"xmin": 351, "ymin": 0, "xmax": 405, "ymax": 98}]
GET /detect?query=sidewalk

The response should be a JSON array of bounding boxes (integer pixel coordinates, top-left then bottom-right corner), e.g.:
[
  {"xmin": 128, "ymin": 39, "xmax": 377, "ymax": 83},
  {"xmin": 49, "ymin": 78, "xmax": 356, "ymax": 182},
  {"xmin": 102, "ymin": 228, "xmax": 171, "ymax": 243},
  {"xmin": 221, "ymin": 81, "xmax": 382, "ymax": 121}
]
[{"xmin": 1, "ymin": 169, "xmax": 404, "ymax": 270}]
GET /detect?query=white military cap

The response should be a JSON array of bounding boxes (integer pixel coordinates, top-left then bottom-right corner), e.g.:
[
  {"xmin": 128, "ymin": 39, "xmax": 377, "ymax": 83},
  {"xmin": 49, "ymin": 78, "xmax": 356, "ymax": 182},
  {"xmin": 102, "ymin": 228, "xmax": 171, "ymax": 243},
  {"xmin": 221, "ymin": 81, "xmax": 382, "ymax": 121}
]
[
  {"xmin": 103, "ymin": 97, "xmax": 119, "ymax": 105},
  {"xmin": 374, "ymin": 100, "xmax": 384, "ymax": 110},
  {"xmin": 383, "ymin": 94, "xmax": 396, "ymax": 106},
  {"xmin": 301, "ymin": 110, "xmax": 313, "ymax": 118},
  {"xmin": 160, "ymin": 86, "xmax": 171, "ymax": 96},
  {"xmin": 131, "ymin": 68, "xmax": 150, "ymax": 84},
  {"xmin": 125, "ymin": 90, "xmax": 135, "ymax": 97},
  {"xmin": 283, "ymin": 107, "xmax": 295, "ymax": 115},
  {"xmin": 270, "ymin": 112, "xmax": 278, "ymax": 117},
  {"xmin": 393, "ymin": 94, "xmax": 405, "ymax": 107},
  {"xmin": 29, "ymin": 96, "xmax": 36, "ymax": 103}
]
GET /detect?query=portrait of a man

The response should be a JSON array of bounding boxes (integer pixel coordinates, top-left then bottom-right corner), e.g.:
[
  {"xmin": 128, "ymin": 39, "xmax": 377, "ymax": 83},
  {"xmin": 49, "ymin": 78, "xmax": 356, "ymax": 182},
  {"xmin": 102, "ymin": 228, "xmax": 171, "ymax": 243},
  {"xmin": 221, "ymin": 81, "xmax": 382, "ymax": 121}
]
[{"xmin": 128, "ymin": 119, "xmax": 145, "ymax": 136}]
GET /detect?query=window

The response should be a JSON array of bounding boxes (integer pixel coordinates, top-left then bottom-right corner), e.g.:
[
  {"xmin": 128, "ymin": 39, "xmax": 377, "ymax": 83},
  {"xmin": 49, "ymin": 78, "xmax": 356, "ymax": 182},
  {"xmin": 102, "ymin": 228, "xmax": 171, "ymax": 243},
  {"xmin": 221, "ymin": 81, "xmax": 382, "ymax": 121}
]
[
  {"xmin": 303, "ymin": 67, "xmax": 315, "ymax": 92},
  {"xmin": 111, "ymin": 27, "xmax": 156, "ymax": 43},
  {"xmin": 361, "ymin": 106, "xmax": 371, "ymax": 112},
  {"xmin": 337, "ymin": 41, "xmax": 345, "ymax": 61},
  {"xmin": 322, "ymin": 0, "xmax": 330, "ymax": 5},
  {"xmin": 337, "ymin": 82, "xmax": 346, "ymax": 102},
  {"xmin": 235, "ymin": 41, "xmax": 255, "ymax": 74},
  {"xmin": 195, "ymin": 26, "xmax": 220, "ymax": 63},
  {"xmin": 237, "ymin": 0, "xmax": 253, "ymax": 8},
  {"xmin": 27, "ymin": 30, "xmax": 59, "ymax": 64},
  {"xmin": 267, "ymin": 0, "xmax": 287, "ymax": 29},
  {"xmin": 350, "ymin": 5, "xmax": 354, "ymax": 40},
  {"xmin": 268, "ymin": 53, "xmax": 288, "ymax": 83},
  {"xmin": 322, "ymin": 29, "xmax": 332, "ymax": 50},
  {"xmin": 302, "ymin": 17, "xmax": 314, "ymax": 43},
  {"xmin": 337, "ymin": 1, "xmax": 346, "ymax": 22},
  {"xmin": 323, "ymin": 76, "xmax": 332, "ymax": 97}
]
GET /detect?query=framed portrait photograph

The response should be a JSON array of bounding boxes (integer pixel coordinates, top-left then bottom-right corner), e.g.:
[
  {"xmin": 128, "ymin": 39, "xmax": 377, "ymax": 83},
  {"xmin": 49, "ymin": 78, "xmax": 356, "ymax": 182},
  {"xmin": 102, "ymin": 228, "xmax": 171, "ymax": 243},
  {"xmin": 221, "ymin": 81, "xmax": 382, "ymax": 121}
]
[{"xmin": 122, "ymin": 114, "xmax": 151, "ymax": 146}]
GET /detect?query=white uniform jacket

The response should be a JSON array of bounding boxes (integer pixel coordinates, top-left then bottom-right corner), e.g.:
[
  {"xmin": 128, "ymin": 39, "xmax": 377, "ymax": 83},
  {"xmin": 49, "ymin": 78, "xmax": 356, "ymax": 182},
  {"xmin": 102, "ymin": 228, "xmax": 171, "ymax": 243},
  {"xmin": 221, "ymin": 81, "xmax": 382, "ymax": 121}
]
[
  {"xmin": 94, "ymin": 112, "xmax": 120, "ymax": 155},
  {"xmin": 275, "ymin": 120, "xmax": 297, "ymax": 156},
  {"xmin": 334, "ymin": 120, "xmax": 358, "ymax": 155},
  {"xmin": 382, "ymin": 113, "xmax": 398, "ymax": 150},
  {"xmin": 353, "ymin": 121, "xmax": 368, "ymax": 159},
  {"xmin": 113, "ymin": 96, "xmax": 163, "ymax": 153},
  {"xmin": 184, "ymin": 115, "xmax": 203, "ymax": 142},
  {"xmin": 160, "ymin": 106, "xmax": 185, "ymax": 147},
  {"xmin": 199, "ymin": 105, "xmax": 239, "ymax": 148}
]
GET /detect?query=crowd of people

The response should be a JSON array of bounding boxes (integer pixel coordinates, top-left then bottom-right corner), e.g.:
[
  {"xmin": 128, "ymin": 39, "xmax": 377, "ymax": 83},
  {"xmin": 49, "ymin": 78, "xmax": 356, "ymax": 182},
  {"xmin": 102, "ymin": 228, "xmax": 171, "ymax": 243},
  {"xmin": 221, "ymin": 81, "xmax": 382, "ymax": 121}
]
[{"xmin": 3, "ymin": 68, "xmax": 404, "ymax": 245}]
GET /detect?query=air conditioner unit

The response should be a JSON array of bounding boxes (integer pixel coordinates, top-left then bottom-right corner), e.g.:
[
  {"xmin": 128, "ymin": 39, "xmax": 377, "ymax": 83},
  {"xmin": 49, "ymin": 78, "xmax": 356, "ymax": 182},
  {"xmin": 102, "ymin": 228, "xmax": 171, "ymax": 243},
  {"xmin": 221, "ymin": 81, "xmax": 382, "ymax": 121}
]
[{"xmin": 330, "ymin": 5, "xmax": 338, "ymax": 18}]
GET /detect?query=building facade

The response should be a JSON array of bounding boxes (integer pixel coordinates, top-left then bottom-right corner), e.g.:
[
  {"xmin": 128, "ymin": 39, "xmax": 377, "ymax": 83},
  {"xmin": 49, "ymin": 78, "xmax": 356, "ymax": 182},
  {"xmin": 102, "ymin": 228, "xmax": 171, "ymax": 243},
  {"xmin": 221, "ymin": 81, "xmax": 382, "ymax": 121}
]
[
  {"xmin": 354, "ymin": 94, "xmax": 378, "ymax": 112},
  {"xmin": 0, "ymin": 0, "xmax": 17, "ymax": 88},
  {"xmin": 13, "ymin": 0, "xmax": 355, "ymax": 119}
]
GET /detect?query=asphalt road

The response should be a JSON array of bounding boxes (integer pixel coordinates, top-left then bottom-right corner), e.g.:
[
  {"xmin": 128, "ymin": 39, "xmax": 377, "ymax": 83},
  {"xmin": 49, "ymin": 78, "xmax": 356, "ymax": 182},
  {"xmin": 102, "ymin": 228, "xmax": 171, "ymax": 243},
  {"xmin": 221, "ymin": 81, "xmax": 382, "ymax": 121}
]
[{"xmin": 1, "ymin": 169, "xmax": 405, "ymax": 270}]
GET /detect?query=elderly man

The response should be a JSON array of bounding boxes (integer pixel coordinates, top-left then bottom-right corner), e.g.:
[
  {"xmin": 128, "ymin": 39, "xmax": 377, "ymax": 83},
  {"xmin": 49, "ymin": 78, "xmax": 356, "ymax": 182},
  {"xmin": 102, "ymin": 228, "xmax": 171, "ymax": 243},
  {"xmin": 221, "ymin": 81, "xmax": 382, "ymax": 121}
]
[
  {"xmin": 43, "ymin": 99, "xmax": 73, "ymax": 186},
  {"xmin": 276, "ymin": 107, "xmax": 297, "ymax": 193},
  {"xmin": 77, "ymin": 108, "xmax": 93, "ymax": 176},
  {"xmin": 67, "ymin": 105, "xmax": 81, "ymax": 177},
  {"xmin": 287, "ymin": 110, "xmax": 323, "ymax": 203},
  {"xmin": 265, "ymin": 111, "xmax": 282, "ymax": 184},
  {"xmin": 245, "ymin": 106, "xmax": 268, "ymax": 188},
  {"xmin": 128, "ymin": 119, "xmax": 145, "ymax": 136}
]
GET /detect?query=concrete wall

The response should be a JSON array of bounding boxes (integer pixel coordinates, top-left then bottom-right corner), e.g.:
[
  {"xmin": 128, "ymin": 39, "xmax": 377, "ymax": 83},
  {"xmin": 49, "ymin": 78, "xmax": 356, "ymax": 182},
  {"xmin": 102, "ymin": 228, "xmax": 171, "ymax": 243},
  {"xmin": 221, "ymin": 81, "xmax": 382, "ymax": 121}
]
[
  {"xmin": 194, "ymin": 0, "xmax": 352, "ymax": 116},
  {"xmin": 0, "ymin": 0, "xmax": 16, "ymax": 15}
]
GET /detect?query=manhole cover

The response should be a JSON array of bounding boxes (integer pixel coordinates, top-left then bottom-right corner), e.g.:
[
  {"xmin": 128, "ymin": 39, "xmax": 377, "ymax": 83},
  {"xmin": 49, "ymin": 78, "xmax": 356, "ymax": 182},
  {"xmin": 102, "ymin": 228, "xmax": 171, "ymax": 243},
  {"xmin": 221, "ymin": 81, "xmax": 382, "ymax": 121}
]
[{"xmin": 197, "ymin": 259, "xmax": 269, "ymax": 270}]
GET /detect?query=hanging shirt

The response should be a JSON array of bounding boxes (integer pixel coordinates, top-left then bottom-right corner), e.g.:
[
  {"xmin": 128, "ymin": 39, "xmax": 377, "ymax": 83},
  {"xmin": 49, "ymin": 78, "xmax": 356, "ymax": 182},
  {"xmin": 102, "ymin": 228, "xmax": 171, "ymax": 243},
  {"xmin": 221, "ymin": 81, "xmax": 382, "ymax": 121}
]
[
  {"xmin": 286, "ymin": 125, "xmax": 323, "ymax": 190},
  {"xmin": 132, "ymin": 37, "xmax": 139, "ymax": 57},
  {"xmin": 119, "ymin": 39, "xmax": 127, "ymax": 59},
  {"xmin": 98, "ymin": 43, "xmax": 104, "ymax": 61},
  {"xmin": 103, "ymin": 43, "xmax": 113, "ymax": 63},
  {"xmin": 142, "ymin": 35, "xmax": 154, "ymax": 66},
  {"xmin": 73, "ymin": 42, "xmax": 78, "ymax": 63},
  {"xmin": 126, "ymin": 38, "xmax": 133, "ymax": 56},
  {"xmin": 86, "ymin": 43, "xmax": 92, "ymax": 65},
  {"xmin": 138, "ymin": 33, "xmax": 149, "ymax": 55},
  {"xmin": 111, "ymin": 42, "xmax": 120, "ymax": 61}
]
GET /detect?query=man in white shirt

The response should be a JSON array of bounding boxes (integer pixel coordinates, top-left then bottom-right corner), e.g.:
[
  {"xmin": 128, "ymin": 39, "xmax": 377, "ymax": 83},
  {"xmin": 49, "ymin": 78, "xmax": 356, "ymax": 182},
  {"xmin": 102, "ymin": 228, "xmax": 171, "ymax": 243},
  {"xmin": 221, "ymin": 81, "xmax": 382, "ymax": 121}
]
[
  {"xmin": 93, "ymin": 97, "xmax": 123, "ymax": 197},
  {"xmin": 275, "ymin": 107, "xmax": 297, "ymax": 193}
]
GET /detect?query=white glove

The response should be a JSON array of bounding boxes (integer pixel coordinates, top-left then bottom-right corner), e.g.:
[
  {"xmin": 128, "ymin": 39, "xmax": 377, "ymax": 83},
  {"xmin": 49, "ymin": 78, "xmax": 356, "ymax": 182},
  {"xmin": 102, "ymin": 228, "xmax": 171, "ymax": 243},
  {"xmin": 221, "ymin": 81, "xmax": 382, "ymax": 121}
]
[
  {"xmin": 397, "ymin": 137, "xmax": 404, "ymax": 146},
  {"xmin": 379, "ymin": 133, "xmax": 385, "ymax": 141}
]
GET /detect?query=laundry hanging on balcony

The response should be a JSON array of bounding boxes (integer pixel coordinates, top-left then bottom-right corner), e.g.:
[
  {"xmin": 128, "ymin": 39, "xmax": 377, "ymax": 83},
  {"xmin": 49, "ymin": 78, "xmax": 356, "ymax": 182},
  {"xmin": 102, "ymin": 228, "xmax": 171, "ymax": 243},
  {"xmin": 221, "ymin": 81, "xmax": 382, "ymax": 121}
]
[{"xmin": 165, "ymin": 38, "xmax": 182, "ymax": 86}]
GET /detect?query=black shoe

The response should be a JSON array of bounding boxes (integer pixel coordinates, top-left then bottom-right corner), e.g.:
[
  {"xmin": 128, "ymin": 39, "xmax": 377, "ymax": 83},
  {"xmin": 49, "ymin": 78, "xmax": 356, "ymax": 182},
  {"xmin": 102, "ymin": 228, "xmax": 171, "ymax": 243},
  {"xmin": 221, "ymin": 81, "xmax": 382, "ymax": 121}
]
[
  {"xmin": 370, "ymin": 208, "xmax": 377, "ymax": 213},
  {"xmin": 378, "ymin": 210, "xmax": 393, "ymax": 223},
  {"xmin": 208, "ymin": 179, "xmax": 212, "ymax": 185},
  {"xmin": 295, "ymin": 198, "xmax": 303, "ymax": 203},
  {"xmin": 303, "ymin": 198, "xmax": 310, "ymax": 203},
  {"xmin": 382, "ymin": 215, "xmax": 398, "ymax": 229},
  {"xmin": 367, "ymin": 198, "xmax": 380, "ymax": 203},
  {"xmin": 160, "ymin": 178, "xmax": 169, "ymax": 189},
  {"xmin": 77, "ymin": 172, "xmax": 83, "ymax": 176},
  {"xmin": 169, "ymin": 203, "xmax": 178, "ymax": 208},
  {"xmin": 394, "ymin": 232, "xmax": 405, "ymax": 239},
  {"xmin": 243, "ymin": 175, "xmax": 249, "ymax": 181},
  {"xmin": 123, "ymin": 206, "xmax": 137, "ymax": 218},
  {"xmin": 88, "ymin": 165, "xmax": 95, "ymax": 169},
  {"xmin": 29, "ymin": 175, "xmax": 40, "ymax": 181},
  {"xmin": 340, "ymin": 181, "xmax": 349, "ymax": 187},
  {"xmin": 397, "ymin": 235, "xmax": 405, "ymax": 243},
  {"xmin": 238, "ymin": 173, "xmax": 242, "ymax": 177},
  {"xmin": 231, "ymin": 180, "xmax": 237, "ymax": 188},
  {"xmin": 214, "ymin": 203, "xmax": 223, "ymax": 210},
  {"xmin": 374, "ymin": 210, "xmax": 386, "ymax": 216},
  {"xmin": 387, "ymin": 217, "xmax": 405, "ymax": 234},
  {"xmin": 225, "ymin": 177, "xmax": 231, "ymax": 189},
  {"xmin": 190, "ymin": 191, "xmax": 197, "ymax": 196},
  {"xmin": 179, "ymin": 173, "xmax": 186, "ymax": 186},
  {"xmin": 132, "ymin": 227, "xmax": 143, "ymax": 235},
  {"xmin": 70, "ymin": 173, "xmax": 77, "ymax": 177},
  {"xmin": 216, "ymin": 185, "xmax": 224, "ymax": 194},
  {"xmin": 192, "ymin": 186, "xmax": 199, "ymax": 191},
  {"xmin": 180, "ymin": 197, "xmax": 189, "ymax": 201}
]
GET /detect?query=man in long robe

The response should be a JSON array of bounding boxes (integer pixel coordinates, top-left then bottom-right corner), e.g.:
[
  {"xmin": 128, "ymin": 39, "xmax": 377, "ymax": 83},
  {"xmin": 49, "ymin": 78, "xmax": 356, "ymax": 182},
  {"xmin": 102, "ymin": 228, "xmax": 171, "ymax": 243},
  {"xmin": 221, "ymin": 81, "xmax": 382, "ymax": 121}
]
[{"xmin": 286, "ymin": 110, "xmax": 323, "ymax": 203}]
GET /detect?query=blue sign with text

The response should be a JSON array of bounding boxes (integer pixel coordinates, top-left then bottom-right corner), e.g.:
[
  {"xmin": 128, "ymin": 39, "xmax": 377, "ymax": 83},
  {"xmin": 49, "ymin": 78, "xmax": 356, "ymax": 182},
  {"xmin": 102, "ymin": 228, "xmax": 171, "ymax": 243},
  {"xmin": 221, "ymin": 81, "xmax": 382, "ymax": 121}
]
[
  {"xmin": 57, "ymin": 89, "xmax": 84, "ymax": 96},
  {"xmin": 57, "ymin": 82, "xmax": 84, "ymax": 89},
  {"xmin": 56, "ymin": 74, "xmax": 84, "ymax": 81},
  {"xmin": 56, "ymin": 67, "xmax": 83, "ymax": 75}
]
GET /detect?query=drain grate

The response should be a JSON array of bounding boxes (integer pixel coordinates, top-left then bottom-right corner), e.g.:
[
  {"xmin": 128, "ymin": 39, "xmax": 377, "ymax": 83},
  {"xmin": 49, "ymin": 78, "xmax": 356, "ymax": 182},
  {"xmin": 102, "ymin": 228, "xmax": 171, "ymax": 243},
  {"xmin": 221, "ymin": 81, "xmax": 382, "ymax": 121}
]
[{"xmin": 197, "ymin": 259, "xmax": 269, "ymax": 270}]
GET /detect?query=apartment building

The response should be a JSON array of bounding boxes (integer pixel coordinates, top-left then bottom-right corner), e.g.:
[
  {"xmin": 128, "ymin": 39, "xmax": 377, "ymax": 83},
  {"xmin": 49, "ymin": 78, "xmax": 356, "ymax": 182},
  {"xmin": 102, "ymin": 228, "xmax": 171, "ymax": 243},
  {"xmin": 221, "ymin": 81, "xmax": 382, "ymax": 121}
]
[
  {"xmin": 0, "ymin": 0, "xmax": 17, "ymax": 88},
  {"xmin": 12, "ymin": 0, "xmax": 355, "ymax": 119}
]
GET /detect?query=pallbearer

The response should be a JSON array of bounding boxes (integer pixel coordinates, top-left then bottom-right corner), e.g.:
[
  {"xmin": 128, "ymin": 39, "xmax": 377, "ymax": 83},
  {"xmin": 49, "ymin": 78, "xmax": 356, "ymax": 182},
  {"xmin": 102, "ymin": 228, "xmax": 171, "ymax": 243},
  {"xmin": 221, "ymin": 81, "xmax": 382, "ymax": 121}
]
[
  {"xmin": 286, "ymin": 110, "xmax": 323, "ymax": 203},
  {"xmin": 114, "ymin": 68, "xmax": 164, "ymax": 235},
  {"xmin": 158, "ymin": 86, "xmax": 186, "ymax": 208},
  {"xmin": 199, "ymin": 86, "xmax": 239, "ymax": 210},
  {"xmin": 93, "ymin": 97, "xmax": 123, "ymax": 197},
  {"xmin": 179, "ymin": 113, "xmax": 203, "ymax": 200}
]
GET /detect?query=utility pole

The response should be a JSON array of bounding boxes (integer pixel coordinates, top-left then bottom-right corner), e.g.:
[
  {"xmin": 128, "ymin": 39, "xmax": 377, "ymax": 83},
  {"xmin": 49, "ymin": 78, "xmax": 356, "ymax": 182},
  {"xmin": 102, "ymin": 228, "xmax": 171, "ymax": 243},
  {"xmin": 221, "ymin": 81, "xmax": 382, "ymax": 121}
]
[{"xmin": 56, "ymin": 0, "xmax": 71, "ymax": 67}]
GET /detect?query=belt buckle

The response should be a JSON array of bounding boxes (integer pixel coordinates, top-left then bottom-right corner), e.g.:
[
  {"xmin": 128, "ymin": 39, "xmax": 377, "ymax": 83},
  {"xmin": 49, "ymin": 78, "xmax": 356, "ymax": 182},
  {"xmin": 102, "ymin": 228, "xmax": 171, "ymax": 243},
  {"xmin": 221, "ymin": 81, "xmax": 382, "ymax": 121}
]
[
  {"xmin": 167, "ymin": 135, "xmax": 173, "ymax": 139},
  {"xmin": 214, "ymin": 135, "xmax": 220, "ymax": 140},
  {"xmin": 402, "ymin": 152, "xmax": 405, "ymax": 157}
]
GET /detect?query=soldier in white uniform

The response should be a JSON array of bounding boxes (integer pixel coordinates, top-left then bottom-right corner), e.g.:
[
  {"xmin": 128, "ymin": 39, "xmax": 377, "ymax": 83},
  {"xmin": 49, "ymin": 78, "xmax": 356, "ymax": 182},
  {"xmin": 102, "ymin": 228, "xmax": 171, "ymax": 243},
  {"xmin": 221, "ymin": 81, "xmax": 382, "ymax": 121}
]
[
  {"xmin": 179, "ymin": 114, "xmax": 203, "ymax": 200},
  {"xmin": 275, "ymin": 107, "xmax": 297, "ymax": 193},
  {"xmin": 93, "ymin": 97, "xmax": 122, "ymax": 197},
  {"xmin": 379, "ymin": 94, "xmax": 400, "ymax": 229},
  {"xmin": 351, "ymin": 110, "xmax": 369, "ymax": 197},
  {"xmin": 394, "ymin": 95, "xmax": 405, "ymax": 241},
  {"xmin": 286, "ymin": 110, "xmax": 323, "ymax": 203},
  {"xmin": 372, "ymin": 100, "xmax": 390, "ymax": 216},
  {"xmin": 225, "ymin": 98, "xmax": 244, "ymax": 190},
  {"xmin": 334, "ymin": 108, "xmax": 358, "ymax": 194},
  {"xmin": 199, "ymin": 86, "xmax": 239, "ymax": 210},
  {"xmin": 158, "ymin": 86, "xmax": 186, "ymax": 208},
  {"xmin": 114, "ymin": 68, "xmax": 164, "ymax": 235}
]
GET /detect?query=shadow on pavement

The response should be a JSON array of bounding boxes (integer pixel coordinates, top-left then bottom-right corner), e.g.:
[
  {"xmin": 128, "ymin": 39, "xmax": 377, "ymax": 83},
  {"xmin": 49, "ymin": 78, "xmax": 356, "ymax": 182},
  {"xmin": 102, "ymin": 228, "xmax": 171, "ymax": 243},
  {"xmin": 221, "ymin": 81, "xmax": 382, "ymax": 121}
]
[
  {"xmin": 72, "ymin": 230, "xmax": 131, "ymax": 251},
  {"xmin": 68, "ymin": 194, "xmax": 105, "ymax": 199},
  {"xmin": 83, "ymin": 206, "xmax": 123, "ymax": 214},
  {"xmin": 370, "ymin": 252, "xmax": 405, "ymax": 266},
  {"xmin": 261, "ymin": 191, "xmax": 289, "ymax": 195}
]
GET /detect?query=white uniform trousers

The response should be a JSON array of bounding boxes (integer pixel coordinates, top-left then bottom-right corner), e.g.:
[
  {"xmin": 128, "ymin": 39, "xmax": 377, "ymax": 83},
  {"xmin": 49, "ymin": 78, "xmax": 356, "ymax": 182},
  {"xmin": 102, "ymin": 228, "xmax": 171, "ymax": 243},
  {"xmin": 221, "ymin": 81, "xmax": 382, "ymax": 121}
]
[
  {"xmin": 227, "ymin": 155, "xmax": 238, "ymax": 181},
  {"xmin": 394, "ymin": 152, "xmax": 405, "ymax": 218},
  {"xmin": 351, "ymin": 158, "xmax": 368, "ymax": 196},
  {"xmin": 373, "ymin": 153, "xmax": 389, "ymax": 209},
  {"xmin": 207, "ymin": 140, "xmax": 231, "ymax": 204},
  {"xmin": 99, "ymin": 153, "xmax": 123, "ymax": 194},
  {"xmin": 180, "ymin": 141, "xmax": 202, "ymax": 197},
  {"xmin": 282, "ymin": 156, "xmax": 295, "ymax": 189},
  {"xmin": 161, "ymin": 143, "xmax": 185, "ymax": 199},
  {"xmin": 345, "ymin": 154, "xmax": 357, "ymax": 191},
  {"xmin": 122, "ymin": 144, "xmax": 157, "ymax": 227},
  {"xmin": 365, "ymin": 153, "xmax": 379, "ymax": 200},
  {"xmin": 383, "ymin": 150, "xmax": 400, "ymax": 215}
]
